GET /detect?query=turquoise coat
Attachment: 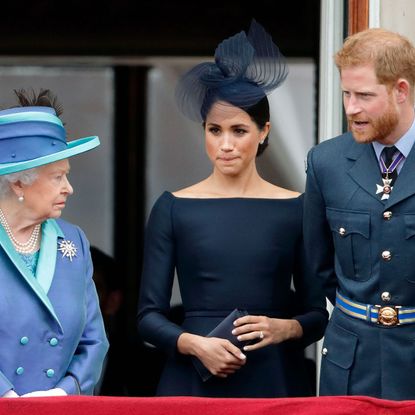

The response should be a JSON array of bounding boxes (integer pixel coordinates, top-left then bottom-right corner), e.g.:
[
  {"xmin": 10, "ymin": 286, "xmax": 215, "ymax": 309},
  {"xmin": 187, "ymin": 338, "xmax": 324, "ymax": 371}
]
[{"xmin": 0, "ymin": 218, "xmax": 108, "ymax": 396}]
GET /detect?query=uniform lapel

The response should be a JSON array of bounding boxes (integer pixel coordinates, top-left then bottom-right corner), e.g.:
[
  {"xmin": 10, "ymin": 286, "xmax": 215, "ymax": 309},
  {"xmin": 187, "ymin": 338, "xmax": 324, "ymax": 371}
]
[
  {"xmin": 346, "ymin": 140, "xmax": 385, "ymax": 205},
  {"xmin": 384, "ymin": 142, "xmax": 415, "ymax": 209},
  {"xmin": 0, "ymin": 222, "xmax": 62, "ymax": 329}
]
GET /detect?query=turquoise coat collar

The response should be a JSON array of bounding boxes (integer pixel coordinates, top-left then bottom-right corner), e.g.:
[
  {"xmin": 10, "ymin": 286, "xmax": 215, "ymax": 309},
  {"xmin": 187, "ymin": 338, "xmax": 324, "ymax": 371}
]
[
  {"xmin": 0, "ymin": 219, "xmax": 64, "ymax": 329},
  {"xmin": 36, "ymin": 219, "xmax": 64, "ymax": 293}
]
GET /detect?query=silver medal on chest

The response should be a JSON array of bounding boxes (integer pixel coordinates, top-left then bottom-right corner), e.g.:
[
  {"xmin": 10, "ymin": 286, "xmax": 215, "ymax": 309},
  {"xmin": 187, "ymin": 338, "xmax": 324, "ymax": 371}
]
[{"xmin": 376, "ymin": 177, "xmax": 393, "ymax": 200}]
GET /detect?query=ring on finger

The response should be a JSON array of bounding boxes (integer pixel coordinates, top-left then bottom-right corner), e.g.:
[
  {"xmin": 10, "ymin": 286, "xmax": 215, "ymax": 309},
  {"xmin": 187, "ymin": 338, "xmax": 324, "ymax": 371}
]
[{"xmin": 259, "ymin": 331, "xmax": 264, "ymax": 340}]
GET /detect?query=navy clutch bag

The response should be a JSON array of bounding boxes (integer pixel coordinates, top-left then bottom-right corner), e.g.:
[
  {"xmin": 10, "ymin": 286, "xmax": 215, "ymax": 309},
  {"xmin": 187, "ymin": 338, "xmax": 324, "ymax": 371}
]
[{"xmin": 191, "ymin": 308, "xmax": 249, "ymax": 382}]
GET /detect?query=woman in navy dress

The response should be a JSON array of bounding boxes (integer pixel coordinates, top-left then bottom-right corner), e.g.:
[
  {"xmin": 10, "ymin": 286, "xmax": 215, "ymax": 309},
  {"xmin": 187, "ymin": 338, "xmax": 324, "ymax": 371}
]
[{"xmin": 137, "ymin": 21, "xmax": 328, "ymax": 397}]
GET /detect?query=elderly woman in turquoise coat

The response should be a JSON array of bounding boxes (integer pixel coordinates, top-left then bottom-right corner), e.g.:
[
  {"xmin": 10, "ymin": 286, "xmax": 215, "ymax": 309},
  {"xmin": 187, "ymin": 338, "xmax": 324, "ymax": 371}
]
[{"xmin": 0, "ymin": 89, "xmax": 108, "ymax": 398}]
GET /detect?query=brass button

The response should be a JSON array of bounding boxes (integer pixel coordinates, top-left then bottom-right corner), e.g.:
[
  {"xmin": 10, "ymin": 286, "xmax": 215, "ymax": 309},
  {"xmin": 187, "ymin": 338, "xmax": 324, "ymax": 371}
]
[
  {"xmin": 339, "ymin": 227, "xmax": 346, "ymax": 236},
  {"xmin": 383, "ymin": 211, "xmax": 392, "ymax": 220},
  {"xmin": 381, "ymin": 250, "xmax": 392, "ymax": 261},
  {"xmin": 381, "ymin": 292, "xmax": 391, "ymax": 302},
  {"xmin": 322, "ymin": 347, "xmax": 328, "ymax": 356}
]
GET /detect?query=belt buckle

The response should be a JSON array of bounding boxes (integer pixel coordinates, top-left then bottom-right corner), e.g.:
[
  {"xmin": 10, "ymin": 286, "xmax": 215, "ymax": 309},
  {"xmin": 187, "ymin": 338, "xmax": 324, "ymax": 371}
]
[{"xmin": 376, "ymin": 305, "xmax": 400, "ymax": 326}]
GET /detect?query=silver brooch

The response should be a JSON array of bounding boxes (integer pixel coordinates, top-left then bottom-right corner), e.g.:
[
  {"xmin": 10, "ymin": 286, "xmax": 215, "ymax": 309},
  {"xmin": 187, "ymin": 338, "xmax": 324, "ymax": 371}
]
[{"xmin": 58, "ymin": 240, "xmax": 77, "ymax": 262}]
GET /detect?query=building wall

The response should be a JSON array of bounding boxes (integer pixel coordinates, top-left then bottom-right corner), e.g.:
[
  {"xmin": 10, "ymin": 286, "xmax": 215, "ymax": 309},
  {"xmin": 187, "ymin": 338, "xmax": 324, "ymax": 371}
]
[
  {"xmin": 380, "ymin": 0, "xmax": 415, "ymax": 41},
  {"xmin": 0, "ymin": 67, "xmax": 114, "ymax": 255}
]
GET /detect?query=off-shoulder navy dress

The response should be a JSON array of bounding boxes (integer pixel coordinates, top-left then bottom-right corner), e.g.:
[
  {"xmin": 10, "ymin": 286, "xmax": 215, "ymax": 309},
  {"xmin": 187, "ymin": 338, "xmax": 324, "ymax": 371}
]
[{"xmin": 137, "ymin": 191, "xmax": 327, "ymax": 397}]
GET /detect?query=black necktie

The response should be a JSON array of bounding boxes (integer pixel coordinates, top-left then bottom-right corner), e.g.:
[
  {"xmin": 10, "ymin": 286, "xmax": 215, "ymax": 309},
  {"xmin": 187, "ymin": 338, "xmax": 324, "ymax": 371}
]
[{"xmin": 381, "ymin": 146, "xmax": 398, "ymax": 184}]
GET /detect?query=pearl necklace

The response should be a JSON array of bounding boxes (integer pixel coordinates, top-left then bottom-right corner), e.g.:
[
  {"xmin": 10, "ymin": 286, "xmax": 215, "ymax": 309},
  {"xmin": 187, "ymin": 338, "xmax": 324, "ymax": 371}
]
[{"xmin": 0, "ymin": 208, "xmax": 40, "ymax": 254}]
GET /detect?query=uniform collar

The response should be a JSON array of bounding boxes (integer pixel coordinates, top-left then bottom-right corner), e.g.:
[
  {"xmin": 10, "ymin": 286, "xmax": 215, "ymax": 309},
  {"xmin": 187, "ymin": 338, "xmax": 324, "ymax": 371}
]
[{"xmin": 372, "ymin": 117, "xmax": 415, "ymax": 160}]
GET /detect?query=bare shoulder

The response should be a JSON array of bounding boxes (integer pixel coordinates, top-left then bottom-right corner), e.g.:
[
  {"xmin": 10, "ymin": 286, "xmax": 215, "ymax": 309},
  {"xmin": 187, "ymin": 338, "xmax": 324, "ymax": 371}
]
[
  {"xmin": 262, "ymin": 182, "xmax": 301, "ymax": 199},
  {"xmin": 172, "ymin": 181, "xmax": 210, "ymax": 198}
]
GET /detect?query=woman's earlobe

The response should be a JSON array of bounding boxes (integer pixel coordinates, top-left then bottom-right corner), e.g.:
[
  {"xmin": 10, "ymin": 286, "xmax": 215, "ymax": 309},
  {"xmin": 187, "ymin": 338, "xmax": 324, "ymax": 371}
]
[
  {"xmin": 10, "ymin": 180, "xmax": 25, "ymax": 199},
  {"xmin": 259, "ymin": 133, "xmax": 268, "ymax": 145}
]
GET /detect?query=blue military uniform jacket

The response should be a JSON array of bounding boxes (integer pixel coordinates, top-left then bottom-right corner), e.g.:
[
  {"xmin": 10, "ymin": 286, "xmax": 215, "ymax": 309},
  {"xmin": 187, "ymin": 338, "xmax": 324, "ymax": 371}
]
[
  {"xmin": 304, "ymin": 132, "xmax": 415, "ymax": 399},
  {"xmin": 0, "ymin": 218, "xmax": 109, "ymax": 396}
]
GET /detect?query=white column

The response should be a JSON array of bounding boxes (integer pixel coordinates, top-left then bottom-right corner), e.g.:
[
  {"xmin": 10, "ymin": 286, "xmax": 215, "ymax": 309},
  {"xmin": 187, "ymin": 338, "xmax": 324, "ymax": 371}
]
[
  {"xmin": 369, "ymin": 0, "xmax": 381, "ymax": 28},
  {"xmin": 378, "ymin": 0, "xmax": 415, "ymax": 42},
  {"xmin": 316, "ymin": 0, "xmax": 345, "ymax": 394},
  {"xmin": 318, "ymin": 0, "xmax": 344, "ymax": 143}
]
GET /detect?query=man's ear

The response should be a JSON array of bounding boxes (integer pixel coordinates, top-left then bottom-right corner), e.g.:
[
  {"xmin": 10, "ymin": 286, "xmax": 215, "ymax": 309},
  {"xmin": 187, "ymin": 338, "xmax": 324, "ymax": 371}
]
[{"xmin": 395, "ymin": 78, "xmax": 410, "ymax": 104}]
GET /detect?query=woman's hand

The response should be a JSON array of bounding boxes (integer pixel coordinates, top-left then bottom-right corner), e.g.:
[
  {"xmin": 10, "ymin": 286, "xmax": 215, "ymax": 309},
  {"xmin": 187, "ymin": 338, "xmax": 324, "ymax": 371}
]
[
  {"xmin": 177, "ymin": 333, "xmax": 246, "ymax": 378},
  {"xmin": 2, "ymin": 390, "xmax": 19, "ymax": 398},
  {"xmin": 21, "ymin": 388, "xmax": 67, "ymax": 397},
  {"xmin": 232, "ymin": 315, "xmax": 303, "ymax": 352}
]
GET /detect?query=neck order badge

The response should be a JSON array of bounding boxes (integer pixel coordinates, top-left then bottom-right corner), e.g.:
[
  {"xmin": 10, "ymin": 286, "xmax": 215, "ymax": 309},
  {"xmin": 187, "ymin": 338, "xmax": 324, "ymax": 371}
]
[{"xmin": 376, "ymin": 147, "xmax": 404, "ymax": 200}]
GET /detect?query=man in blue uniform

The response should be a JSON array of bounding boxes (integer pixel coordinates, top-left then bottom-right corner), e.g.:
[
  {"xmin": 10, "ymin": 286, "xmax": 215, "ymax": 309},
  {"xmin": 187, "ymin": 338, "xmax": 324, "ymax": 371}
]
[{"xmin": 304, "ymin": 28, "xmax": 415, "ymax": 399}]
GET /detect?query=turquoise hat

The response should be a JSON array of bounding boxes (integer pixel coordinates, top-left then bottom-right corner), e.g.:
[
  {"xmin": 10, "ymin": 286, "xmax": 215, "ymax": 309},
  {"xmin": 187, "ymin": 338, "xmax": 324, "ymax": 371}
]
[{"xmin": 0, "ymin": 106, "xmax": 100, "ymax": 176}]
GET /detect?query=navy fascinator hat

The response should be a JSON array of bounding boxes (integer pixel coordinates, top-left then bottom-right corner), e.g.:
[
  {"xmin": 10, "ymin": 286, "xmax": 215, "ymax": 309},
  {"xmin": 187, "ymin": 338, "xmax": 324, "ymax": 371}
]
[{"xmin": 175, "ymin": 20, "xmax": 288, "ymax": 122}]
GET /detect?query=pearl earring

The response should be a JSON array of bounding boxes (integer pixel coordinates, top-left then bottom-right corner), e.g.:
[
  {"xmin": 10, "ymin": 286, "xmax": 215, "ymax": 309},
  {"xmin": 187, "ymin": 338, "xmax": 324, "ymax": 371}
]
[
  {"xmin": 18, "ymin": 195, "xmax": 24, "ymax": 202},
  {"xmin": 259, "ymin": 140, "xmax": 265, "ymax": 145}
]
